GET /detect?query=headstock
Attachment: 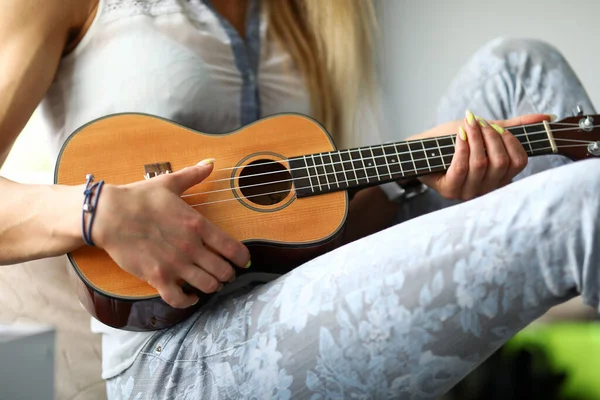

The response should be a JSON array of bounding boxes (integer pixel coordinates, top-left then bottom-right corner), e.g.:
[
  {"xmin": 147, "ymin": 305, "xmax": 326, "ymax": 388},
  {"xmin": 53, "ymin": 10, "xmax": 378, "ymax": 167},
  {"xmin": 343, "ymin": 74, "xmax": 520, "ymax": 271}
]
[{"xmin": 549, "ymin": 110, "xmax": 600, "ymax": 161}]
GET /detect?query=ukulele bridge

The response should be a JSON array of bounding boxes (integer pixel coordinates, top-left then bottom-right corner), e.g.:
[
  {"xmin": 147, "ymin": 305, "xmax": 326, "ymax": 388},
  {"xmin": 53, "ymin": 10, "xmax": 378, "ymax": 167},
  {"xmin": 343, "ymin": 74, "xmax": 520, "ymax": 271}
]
[{"xmin": 144, "ymin": 162, "xmax": 172, "ymax": 179}]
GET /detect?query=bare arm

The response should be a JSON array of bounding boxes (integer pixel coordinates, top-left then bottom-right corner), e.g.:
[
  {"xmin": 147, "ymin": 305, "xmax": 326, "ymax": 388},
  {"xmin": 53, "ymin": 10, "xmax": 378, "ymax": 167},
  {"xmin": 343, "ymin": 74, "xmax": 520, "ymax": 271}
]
[
  {"xmin": 0, "ymin": 0, "xmax": 98, "ymax": 263},
  {"xmin": 0, "ymin": 178, "xmax": 84, "ymax": 264},
  {"xmin": 0, "ymin": 0, "xmax": 93, "ymax": 165},
  {"xmin": 0, "ymin": 0, "xmax": 251, "ymax": 308}
]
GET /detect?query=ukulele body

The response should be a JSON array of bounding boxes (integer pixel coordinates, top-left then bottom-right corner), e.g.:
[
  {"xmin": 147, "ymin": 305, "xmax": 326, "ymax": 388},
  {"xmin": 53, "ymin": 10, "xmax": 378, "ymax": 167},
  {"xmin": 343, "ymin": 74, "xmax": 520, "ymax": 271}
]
[{"xmin": 55, "ymin": 113, "xmax": 348, "ymax": 331}]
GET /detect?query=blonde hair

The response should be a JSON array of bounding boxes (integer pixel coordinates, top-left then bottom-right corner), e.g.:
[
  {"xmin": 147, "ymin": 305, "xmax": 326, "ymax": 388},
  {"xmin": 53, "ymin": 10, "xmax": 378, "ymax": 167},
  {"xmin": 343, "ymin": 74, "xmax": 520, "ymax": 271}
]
[{"xmin": 265, "ymin": 0, "xmax": 378, "ymax": 149}]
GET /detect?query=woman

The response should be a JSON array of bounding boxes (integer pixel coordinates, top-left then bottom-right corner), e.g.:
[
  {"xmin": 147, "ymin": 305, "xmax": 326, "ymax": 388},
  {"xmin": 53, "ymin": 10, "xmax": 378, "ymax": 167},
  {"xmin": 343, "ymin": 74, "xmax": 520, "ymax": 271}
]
[{"xmin": 1, "ymin": 0, "xmax": 598, "ymax": 398}]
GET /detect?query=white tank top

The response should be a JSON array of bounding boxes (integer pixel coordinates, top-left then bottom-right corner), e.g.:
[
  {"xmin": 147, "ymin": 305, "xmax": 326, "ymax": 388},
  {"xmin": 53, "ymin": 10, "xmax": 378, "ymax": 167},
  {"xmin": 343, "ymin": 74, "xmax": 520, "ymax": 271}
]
[{"xmin": 39, "ymin": 0, "xmax": 387, "ymax": 380}]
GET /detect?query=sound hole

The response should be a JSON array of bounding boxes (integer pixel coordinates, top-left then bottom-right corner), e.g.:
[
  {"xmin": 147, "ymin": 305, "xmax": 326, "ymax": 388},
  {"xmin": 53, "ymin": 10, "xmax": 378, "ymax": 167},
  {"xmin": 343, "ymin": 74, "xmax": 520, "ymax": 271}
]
[{"xmin": 238, "ymin": 159, "xmax": 292, "ymax": 205}]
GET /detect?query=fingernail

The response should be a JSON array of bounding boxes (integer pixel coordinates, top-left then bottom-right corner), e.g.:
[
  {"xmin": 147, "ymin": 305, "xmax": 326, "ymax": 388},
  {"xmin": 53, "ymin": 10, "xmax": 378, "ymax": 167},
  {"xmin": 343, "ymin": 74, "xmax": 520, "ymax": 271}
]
[
  {"xmin": 198, "ymin": 158, "xmax": 215, "ymax": 166},
  {"xmin": 465, "ymin": 110, "xmax": 475, "ymax": 126},
  {"xmin": 476, "ymin": 116, "xmax": 487, "ymax": 127},
  {"xmin": 458, "ymin": 126, "xmax": 467, "ymax": 141},
  {"xmin": 192, "ymin": 297, "xmax": 200, "ymax": 306},
  {"xmin": 228, "ymin": 274, "xmax": 236, "ymax": 283},
  {"xmin": 546, "ymin": 114, "xmax": 558, "ymax": 122},
  {"xmin": 244, "ymin": 260, "xmax": 252, "ymax": 269},
  {"xmin": 490, "ymin": 123, "xmax": 505, "ymax": 134},
  {"xmin": 216, "ymin": 283, "xmax": 224, "ymax": 292}
]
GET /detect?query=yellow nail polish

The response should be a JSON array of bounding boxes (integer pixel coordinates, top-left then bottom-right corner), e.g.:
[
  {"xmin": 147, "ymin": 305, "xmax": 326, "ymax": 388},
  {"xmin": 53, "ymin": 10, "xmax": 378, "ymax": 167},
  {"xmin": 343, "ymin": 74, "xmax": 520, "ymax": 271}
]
[
  {"xmin": 490, "ymin": 124, "xmax": 505, "ymax": 134},
  {"xmin": 198, "ymin": 158, "xmax": 215, "ymax": 166},
  {"xmin": 458, "ymin": 126, "xmax": 467, "ymax": 141},
  {"xmin": 476, "ymin": 116, "xmax": 487, "ymax": 127},
  {"xmin": 465, "ymin": 110, "xmax": 475, "ymax": 126},
  {"xmin": 546, "ymin": 114, "xmax": 558, "ymax": 122},
  {"xmin": 245, "ymin": 260, "xmax": 252, "ymax": 269}
]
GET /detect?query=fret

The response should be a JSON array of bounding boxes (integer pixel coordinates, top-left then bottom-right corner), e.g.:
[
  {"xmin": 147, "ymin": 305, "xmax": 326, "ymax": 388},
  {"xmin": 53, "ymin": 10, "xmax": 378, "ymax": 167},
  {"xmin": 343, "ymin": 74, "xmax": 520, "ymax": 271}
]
[
  {"xmin": 421, "ymin": 139, "xmax": 445, "ymax": 170},
  {"xmin": 371, "ymin": 145, "xmax": 391, "ymax": 179},
  {"xmin": 324, "ymin": 152, "xmax": 341, "ymax": 189},
  {"xmin": 373, "ymin": 144, "xmax": 393, "ymax": 179},
  {"xmin": 521, "ymin": 125, "xmax": 534, "ymax": 155},
  {"xmin": 288, "ymin": 156, "xmax": 314, "ymax": 197},
  {"xmin": 510, "ymin": 123, "xmax": 551, "ymax": 155},
  {"xmin": 318, "ymin": 153, "xmax": 332, "ymax": 190},
  {"xmin": 437, "ymin": 136, "xmax": 455, "ymax": 168},
  {"xmin": 384, "ymin": 143, "xmax": 403, "ymax": 178},
  {"xmin": 341, "ymin": 150, "xmax": 359, "ymax": 184},
  {"xmin": 301, "ymin": 155, "xmax": 314, "ymax": 192},
  {"xmin": 368, "ymin": 146, "xmax": 381, "ymax": 181},
  {"xmin": 349, "ymin": 149, "xmax": 367, "ymax": 182},
  {"xmin": 420, "ymin": 140, "xmax": 433, "ymax": 171},
  {"xmin": 433, "ymin": 138, "xmax": 445, "ymax": 169},
  {"xmin": 526, "ymin": 126, "xmax": 551, "ymax": 154},
  {"xmin": 394, "ymin": 142, "xmax": 413, "ymax": 175},
  {"xmin": 407, "ymin": 140, "xmax": 428, "ymax": 174},
  {"xmin": 359, "ymin": 148, "xmax": 378, "ymax": 183},
  {"xmin": 330, "ymin": 152, "xmax": 348, "ymax": 189},
  {"xmin": 323, "ymin": 152, "xmax": 340, "ymax": 189},
  {"xmin": 349, "ymin": 150, "xmax": 367, "ymax": 184},
  {"xmin": 309, "ymin": 154, "xmax": 326, "ymax": 190}
]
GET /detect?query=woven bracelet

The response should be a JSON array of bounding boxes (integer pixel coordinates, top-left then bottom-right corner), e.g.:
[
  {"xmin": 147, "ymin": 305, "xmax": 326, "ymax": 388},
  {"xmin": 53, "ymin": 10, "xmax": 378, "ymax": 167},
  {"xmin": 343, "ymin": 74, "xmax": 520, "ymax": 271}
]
[{"xmin": 81, "ymin": 174, "xmax": 105, "ymax": 247}]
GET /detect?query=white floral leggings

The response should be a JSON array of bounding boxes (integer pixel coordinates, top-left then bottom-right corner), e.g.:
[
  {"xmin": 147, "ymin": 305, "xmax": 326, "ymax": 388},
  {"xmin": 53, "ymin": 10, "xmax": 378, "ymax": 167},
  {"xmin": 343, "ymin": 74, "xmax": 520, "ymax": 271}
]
[{"xmin": 107, "ymin": 37, "xmax": 600, "ymax": 399}]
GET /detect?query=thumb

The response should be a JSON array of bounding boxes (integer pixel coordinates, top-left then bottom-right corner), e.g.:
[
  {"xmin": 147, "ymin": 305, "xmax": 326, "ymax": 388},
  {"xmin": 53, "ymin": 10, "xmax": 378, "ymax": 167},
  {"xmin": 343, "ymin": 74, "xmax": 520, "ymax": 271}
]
[
  {"xmin": 166, "ymin": 159, "xmax": 215, "ymax": 194},
  {"xmin": 491, "ymin": 113, "xmax": 556, "ymax": 127}
]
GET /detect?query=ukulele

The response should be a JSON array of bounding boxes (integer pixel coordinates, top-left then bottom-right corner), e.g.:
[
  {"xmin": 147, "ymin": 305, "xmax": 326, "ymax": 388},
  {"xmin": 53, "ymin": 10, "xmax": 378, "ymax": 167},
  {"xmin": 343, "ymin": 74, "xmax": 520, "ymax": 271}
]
[{"xmin": 55, "ymin": 112, "xmax": 600, "ymax": 331}]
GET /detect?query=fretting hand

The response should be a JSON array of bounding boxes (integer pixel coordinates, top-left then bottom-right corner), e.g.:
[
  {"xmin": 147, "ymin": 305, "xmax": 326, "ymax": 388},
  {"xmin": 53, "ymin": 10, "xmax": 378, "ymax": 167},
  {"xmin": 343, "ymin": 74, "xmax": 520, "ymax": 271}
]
[
  {"xmin": 91, "ymin": 159, "xmax": 250, "ymax": 309},
  {"xmin": 416, "ymin": 111, "xmax": 554, "ymax": 201}
]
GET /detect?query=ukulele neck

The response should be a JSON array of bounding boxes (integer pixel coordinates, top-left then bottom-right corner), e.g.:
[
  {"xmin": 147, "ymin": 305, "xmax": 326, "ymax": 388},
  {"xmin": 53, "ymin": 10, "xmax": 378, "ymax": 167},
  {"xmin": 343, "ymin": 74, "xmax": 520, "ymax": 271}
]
[{"xmin": 289, "ymin": 121, "xmax": 556, "ymax": 198}]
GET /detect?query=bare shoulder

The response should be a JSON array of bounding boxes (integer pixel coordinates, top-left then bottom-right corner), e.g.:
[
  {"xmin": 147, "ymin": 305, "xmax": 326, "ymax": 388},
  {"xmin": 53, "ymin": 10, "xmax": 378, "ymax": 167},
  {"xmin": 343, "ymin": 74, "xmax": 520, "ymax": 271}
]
[
  {"xmin": 0, "ymin": 0, "xmax": 97, "ymax": 42},
  {"xmin": 0, "ymin": 0, "xmax": 98, "ymax": 166}
]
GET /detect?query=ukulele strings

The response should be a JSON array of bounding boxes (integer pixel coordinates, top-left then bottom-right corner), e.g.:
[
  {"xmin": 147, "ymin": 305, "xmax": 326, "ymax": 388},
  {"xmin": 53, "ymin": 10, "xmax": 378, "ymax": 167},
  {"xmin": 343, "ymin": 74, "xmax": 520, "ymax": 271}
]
[
  {"xmin": 188, "ymin": 142, "xmax": 594, "ymax": 207},
  {"xmin": 197, "ymin": 122, "xmax": 591, "ymax": 177},
  {"xmin": 181, "ymin": 137, "xmax": 594, "ymax": 198},
  {"xmin": 190, "ymin": 124, "xmax": 596, "ymax": 189},
  {"xmin": 180, "ymin": 136, "xmax": 596, "ymax": 200}
]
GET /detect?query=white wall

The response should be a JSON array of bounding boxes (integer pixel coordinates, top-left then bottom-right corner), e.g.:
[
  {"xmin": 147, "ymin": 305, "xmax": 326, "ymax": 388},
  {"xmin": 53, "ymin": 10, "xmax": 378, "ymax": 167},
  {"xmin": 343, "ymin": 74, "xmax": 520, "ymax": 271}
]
[{"xmin": 378, "ymin": 0, "xmax": 600, "ymax": 141}]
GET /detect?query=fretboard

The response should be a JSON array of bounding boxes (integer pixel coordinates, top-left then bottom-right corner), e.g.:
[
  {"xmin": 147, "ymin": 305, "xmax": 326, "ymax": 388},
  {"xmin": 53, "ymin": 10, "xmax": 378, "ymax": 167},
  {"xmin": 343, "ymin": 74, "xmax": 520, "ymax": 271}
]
[{"xmin": 289, "ymin": 122, "xmax": 556, "ymax": 198}]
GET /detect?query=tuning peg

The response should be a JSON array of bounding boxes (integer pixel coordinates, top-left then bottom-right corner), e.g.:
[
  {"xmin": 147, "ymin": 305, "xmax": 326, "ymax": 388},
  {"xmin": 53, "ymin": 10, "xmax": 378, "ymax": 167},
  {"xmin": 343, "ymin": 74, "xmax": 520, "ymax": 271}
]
[
  {"xmin": 580, "ymin": 115, "xmax": 594, "ymax": 132},
  {"xmin": 574, "ymin": 105, "xmax": 584, "ymax": 116}
]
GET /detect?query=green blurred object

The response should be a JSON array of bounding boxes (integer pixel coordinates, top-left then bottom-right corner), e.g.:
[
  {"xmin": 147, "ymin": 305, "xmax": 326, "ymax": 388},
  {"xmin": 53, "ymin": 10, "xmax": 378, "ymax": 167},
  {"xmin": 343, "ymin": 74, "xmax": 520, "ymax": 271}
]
[{"xmin": 505, "ymin": 322, "xmax": 600, "ymax": 400}]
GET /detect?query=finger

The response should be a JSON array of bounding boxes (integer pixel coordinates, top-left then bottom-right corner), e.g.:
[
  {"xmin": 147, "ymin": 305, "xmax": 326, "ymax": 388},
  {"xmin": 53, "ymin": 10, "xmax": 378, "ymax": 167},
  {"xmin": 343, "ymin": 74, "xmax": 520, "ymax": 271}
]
[
  {"xmin": 164, "ymin": 159, "xmax": 215, "ymax": 195},
  {"xmin": 420, "ymin": 126, "xmax": 469, "ymax": 199},
  {"xmin": 478, "ymin": 120, "xmax": 510, "ymax": 194},
  {"xmin": 178, "ymin": 264, "xmax": 224, "ymax": 295},
  {"xmin": 496, "ymin": 126, "xmax": 529, "ymax": 186},
  {"xmin": 416, "ymin": 172, "xmax": 443, "ymax": 193},
  {"xmin": 196, "ymin": 218, "xmax": 251, "ymax": 269},
  {"xmin": 157, "ymin": 284, "xmax": 200, "ymax": 309},
  {"xmin": 195, "ymin": 246, "xmax": 236, "ymax": 283},
  {"xmin": 461, "ymin": 110, "xmax": 487, "ymax": 200}
]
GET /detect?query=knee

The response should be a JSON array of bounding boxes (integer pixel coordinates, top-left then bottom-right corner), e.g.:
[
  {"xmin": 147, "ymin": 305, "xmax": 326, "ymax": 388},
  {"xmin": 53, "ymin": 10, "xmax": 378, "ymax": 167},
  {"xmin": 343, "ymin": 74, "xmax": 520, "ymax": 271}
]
[
  {"xmin": 563, "ymin": 158, "xmax": 600, "ymax": 187},
  {"xmin": 470, "ymin": 37, "xmax": 567, "ymax": 70}
]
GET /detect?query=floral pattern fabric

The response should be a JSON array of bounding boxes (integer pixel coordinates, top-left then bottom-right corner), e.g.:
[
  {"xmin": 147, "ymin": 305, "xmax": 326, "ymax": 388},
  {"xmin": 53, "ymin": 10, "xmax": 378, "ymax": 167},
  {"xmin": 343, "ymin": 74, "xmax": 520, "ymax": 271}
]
[{"xmin": 107, "ymin": 37, "xmax": 600, "ymax": 399}]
